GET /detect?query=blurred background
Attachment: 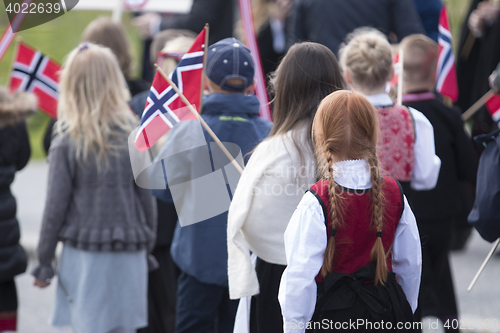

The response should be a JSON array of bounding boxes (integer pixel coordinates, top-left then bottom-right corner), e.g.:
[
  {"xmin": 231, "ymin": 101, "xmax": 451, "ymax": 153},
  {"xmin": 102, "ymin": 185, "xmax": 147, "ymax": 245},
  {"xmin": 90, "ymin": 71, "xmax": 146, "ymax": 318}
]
[{"xmin": 0, "ymin": 0, "xmax": 471, "ymax": 161}]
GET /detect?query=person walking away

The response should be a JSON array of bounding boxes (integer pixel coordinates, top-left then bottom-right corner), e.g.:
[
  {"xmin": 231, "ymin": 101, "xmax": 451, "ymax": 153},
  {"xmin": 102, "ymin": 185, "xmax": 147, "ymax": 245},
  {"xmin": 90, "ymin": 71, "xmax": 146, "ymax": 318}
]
[
  {"xmin": 153, "ymin": 38, "xmax": 272, "ymax": 333},
  {"xmin": 0, "ymin": 88, "xmax": 34, "ymax": 332},
  {"xmin": 227, "ymin": 42, "xmax": 345, "ymax": 332},
  {"xmin": 278, "ymin": 90, "xmax": 421, "ymax": 332},
  {"xmin": 401, "ymin": 34, "xmax": 478, "ymax": 330},
  {"xmin": 31, "ymin": 43, "xmax": 157, "ymax": 333},
  {"xmin": 339, "ymin": 28, "xmax": 441, "ymax": 191}
]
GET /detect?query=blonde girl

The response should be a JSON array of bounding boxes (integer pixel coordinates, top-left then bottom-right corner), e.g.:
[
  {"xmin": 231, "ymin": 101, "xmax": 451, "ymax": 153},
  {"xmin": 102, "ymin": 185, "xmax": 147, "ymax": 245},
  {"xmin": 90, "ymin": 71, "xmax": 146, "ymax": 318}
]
[
  {"xmin": 339, "ymin": 28, "xmax": 440, "ymax": 191},
  {"xmin": 32, "ymin": 43, "xmax": 156, "ymax": 333},
  {"xmin": 278, "ymin": 90, "xmax": 421, "ymax": 332}
]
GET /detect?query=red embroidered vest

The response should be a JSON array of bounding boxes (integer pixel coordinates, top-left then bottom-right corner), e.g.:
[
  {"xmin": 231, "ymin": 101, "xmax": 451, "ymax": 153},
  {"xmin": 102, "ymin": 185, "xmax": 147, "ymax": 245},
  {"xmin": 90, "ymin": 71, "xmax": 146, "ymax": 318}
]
[
  {"xmin": 376, "ymin": 105, "xmax": 415, "ymax": 182},
  {"xmin": 309, "ymin": 178, "xmax": 403, "ymax": 283}
]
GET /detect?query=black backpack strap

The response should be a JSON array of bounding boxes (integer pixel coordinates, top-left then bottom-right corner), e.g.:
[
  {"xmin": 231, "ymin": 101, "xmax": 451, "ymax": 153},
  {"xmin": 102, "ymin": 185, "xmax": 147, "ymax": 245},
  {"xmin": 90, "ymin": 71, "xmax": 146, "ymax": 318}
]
[
  {"xmin": 306, "ymin": 188, "xmax": 328, "ymax": 226},
  {"xmin": 394, "ymin": 179, "xmax": 405, "ymax": 219}
]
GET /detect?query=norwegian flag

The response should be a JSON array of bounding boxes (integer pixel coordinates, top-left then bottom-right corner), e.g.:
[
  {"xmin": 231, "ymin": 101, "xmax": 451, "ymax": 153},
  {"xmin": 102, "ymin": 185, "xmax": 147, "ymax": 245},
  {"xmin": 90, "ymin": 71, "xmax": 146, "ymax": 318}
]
[
  {"xmin": 134, "ymin": 28, "xmax": 205, "ymax": 152},
  {"xmin": 486, "ymin": 94, "xmax": 500, "ymax": 123},
  {"xmin": 436, "ymin": 5, "xmax": 459, "ymax": 102},
  {"xmin": 9, "ymin": 42, "xmax": 60, "ymax": 118}
]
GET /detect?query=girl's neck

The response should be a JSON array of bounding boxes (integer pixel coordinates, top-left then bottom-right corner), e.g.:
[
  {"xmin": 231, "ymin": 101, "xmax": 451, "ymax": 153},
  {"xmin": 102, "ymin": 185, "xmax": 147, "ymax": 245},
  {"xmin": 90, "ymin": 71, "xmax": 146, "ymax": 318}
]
[{"xmin": 348, "ymin": 82, "xmax": 387, "ymax": 96}]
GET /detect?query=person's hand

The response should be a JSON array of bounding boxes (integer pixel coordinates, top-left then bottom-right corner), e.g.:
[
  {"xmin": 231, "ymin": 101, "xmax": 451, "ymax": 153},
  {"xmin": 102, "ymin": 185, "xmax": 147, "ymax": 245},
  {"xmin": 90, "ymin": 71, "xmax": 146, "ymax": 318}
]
[
  {"xmin": 33, "ymin": 278, "xmax": 50, "ymax": 288},
  {"xmin": 132, "ymin": 13, "xmax": 161, "ymax": 39},
  {"xmin": 477, "ymin": 1, "xmax": 500, "ymax": 25},
  {"xmin": 468, "ymin": 9, "xmax": 485, "ymax": 37},
  {"xmin": 468, "ymin": 1, "xmax": 500, "ymax": 37},
  {"xmin": 490, "ymin": 63, "xmax": 500, "ymax": 93}
]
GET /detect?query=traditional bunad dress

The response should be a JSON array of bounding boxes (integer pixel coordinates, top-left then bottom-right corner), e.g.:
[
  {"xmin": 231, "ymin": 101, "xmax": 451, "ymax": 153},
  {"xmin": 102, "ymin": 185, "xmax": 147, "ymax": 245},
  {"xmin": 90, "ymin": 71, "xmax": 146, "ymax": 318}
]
[{"xmin": 279, "ymin": 159, "xmax": 422, "ymax": 333}]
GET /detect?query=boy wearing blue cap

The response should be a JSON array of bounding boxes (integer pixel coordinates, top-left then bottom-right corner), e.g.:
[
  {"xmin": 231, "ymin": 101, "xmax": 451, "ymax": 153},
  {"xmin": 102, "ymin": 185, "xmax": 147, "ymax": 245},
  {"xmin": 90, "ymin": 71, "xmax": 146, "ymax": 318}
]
[{"xmin": 153, "ymin": 38, "xmax": 272, "ymax": 333}]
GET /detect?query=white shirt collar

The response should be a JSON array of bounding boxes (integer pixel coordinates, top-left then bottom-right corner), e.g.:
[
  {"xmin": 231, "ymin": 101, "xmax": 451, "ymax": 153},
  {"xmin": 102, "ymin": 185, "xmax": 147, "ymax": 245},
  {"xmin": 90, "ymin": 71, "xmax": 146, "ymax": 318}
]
[
  {"xmin": 331, "ymin": 159, "xmax": 372, "ymax": 190},
  {"xmin": 364, "ymin": 94, "xmax": 394, "ymax": 108}
]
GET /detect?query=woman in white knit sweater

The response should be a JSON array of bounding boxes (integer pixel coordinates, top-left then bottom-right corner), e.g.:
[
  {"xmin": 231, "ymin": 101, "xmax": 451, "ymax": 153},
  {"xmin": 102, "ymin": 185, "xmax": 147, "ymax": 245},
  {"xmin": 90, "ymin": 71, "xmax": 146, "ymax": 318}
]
[{"xmin": 227, "ymin": 42, "xmax": 345, "ymax": 333}]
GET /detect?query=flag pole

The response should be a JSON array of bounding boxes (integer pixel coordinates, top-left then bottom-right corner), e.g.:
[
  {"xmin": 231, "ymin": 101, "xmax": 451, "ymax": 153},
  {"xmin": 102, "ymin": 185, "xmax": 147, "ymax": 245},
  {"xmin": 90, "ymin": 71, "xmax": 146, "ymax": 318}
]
[
  {"xmin": 467, "ymin": 238, "xmax": 500, "ymax": 292},
  {"xmin": 462, "ymin": 89, "xmax": 495, "ymax": 121},
  {"xmin": 198, "ymin": 24, "xmax": 209, "ymax": 115},
  {"xmin": 397, "ymin": 48, "xmax": 404, "ymax": 106},
  {"xmin": 112, "ymin": 0, "xmax": 124, "ymax": 22},
  {"xmin": 6, "ymin": 36, "xmax": 22, "ymax": 86},
  {"xmin": 154, "ymin": 64, "xmax": 244, "ymax": 174},
  {"xmin": 460, "ymin": 33, "xmax": 476, "ymax": 61}
]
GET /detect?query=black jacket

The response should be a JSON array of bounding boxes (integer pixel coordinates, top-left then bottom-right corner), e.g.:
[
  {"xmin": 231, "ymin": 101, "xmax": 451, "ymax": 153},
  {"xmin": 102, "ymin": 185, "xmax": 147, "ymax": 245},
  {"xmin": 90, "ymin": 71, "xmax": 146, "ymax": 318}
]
[
  {"xmin": 403, "ymin": 94, "xmax": 478, "ymax": 220},
  {"xmin": 0, "ymin": 122, "xmax": 30, "ymax": 283},
  {"xmin": 291, "ymin": 0, "xmax": 425, "ymax": 55}
]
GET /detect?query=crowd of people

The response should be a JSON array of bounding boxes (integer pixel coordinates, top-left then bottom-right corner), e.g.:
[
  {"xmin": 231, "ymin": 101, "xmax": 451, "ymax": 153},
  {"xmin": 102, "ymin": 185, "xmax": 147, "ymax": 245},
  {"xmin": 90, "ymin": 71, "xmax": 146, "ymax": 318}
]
[{"xmin": 1, "ymin": 0, "xmax": 500, "ymax": 332}]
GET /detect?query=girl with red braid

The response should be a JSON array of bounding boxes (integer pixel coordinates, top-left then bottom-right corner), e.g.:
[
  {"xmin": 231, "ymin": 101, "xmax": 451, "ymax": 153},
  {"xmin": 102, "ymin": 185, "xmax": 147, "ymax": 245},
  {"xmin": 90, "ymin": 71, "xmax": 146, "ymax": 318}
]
[{"xmin": 278, "ymin": 90, "xmax": 421, "ymax": 332}]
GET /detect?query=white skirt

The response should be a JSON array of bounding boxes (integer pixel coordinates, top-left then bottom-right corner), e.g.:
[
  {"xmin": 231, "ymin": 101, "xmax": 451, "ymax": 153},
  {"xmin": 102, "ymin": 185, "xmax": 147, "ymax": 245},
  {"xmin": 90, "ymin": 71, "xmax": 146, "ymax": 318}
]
[{"xmin": 50, "ymin": 245, "xmax": 148, "ymax": 333}]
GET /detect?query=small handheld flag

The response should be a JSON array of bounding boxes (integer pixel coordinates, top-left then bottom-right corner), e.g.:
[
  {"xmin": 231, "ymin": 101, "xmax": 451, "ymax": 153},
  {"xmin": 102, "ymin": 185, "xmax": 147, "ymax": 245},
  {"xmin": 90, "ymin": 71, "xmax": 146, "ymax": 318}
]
[
  {"xmin": 486, "ymin": 93, "xmax": 500, "ymax": 123},
  {"xmin": 9, "ymin": 42, "xmax": 60, "ymax": 118},
  {"xmin": 134, "ymin": 27, "xmax": 206, "ymax": 152},
  {"xmin": 436, "ymin": 5, "xmax": 459, "ymax": 103}
]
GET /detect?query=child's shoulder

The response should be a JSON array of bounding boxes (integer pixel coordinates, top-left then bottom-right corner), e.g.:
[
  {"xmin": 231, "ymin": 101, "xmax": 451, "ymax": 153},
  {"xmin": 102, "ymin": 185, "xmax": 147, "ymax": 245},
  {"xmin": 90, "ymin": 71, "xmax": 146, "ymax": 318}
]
[{"xmin": 48, "ymin": 133, "xmax": 73, "ymax": 152}]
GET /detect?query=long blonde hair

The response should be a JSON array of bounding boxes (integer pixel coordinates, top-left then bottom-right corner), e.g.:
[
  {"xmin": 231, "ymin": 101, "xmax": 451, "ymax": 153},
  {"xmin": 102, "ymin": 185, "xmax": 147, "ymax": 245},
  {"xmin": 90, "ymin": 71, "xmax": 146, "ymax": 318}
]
[
  {"xmin": 55, "ymin": 43, "xmax": 136, "ymax": 167},
  {"xmin": 313, "ymin": 90, "xmax": 387, "ymax": 286},
  {"xmin": 339, "ymin": 28, "xmax": 393, "ymax": 91}
]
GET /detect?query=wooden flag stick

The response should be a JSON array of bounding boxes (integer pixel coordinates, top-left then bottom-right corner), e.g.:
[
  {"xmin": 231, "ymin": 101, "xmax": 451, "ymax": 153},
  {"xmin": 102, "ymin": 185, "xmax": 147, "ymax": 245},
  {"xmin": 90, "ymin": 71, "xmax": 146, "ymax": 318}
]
[
  {"xmin": 154, "ymin": 64, "xmax": 244, "ymax": 174},
  {"xmin": 6, "ymin": 36, "xmax": 22, "ymax": 86},
  {"xmin": 397, "ymin": 48, "xmax": 404, "ymax": 106},
  {"xmin": 198, "ymin": 24, "xmax": 209, "ymax": 115},
  {"xmin": 462, "ymin": 89, "xmax": 495, "ymax": 121},
  {"xmin": 112, "ymin": 0, "xmax": 124, "ymax": 22},
  {"xmin": 467, "ymin": 238, "xmax": 500, "ymax": 292},
  {"xmin": 460, "ymin": 33, "xmax": 476, "ymax": 61}
]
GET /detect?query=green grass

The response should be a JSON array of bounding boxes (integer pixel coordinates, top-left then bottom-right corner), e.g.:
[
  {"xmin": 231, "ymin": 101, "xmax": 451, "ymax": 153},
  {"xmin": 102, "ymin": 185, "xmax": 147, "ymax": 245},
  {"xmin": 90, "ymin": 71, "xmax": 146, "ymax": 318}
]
[
  {"xmin": 0, "ymin": 0, "xmax": 474, "ymax": 159},
  {"xmin": 0, "ymin": 4, "xmax": 145, "ymax": 159}
]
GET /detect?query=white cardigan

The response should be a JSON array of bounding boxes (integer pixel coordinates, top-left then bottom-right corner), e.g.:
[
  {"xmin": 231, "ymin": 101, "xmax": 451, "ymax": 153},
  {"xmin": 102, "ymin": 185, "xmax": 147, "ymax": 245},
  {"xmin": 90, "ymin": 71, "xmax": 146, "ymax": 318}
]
[{"xmin": 227, "ymin": 123, "xmax": 317, "ymax": 300}]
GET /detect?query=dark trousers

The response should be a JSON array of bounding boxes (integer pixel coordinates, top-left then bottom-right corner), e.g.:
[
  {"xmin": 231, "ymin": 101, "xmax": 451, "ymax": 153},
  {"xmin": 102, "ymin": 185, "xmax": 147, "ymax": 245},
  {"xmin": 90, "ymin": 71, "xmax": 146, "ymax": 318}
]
[
  {"xmin": 415, "ymin": 217, "xmax": 458, "ymax": 332},
  {"xmin": 0, "ymin": 280, "xmax": 17, "ymax": 331},
  {"xmin": 138, "ymin": 246, "xmax": 180, "ymax": 333},
  {"xmin": 175, "ymin": 272, "xmax": 238, "ymax": 333},
  {"xmin": 250, "ymin": 257, "xmax": 287, "ymax": 333}
]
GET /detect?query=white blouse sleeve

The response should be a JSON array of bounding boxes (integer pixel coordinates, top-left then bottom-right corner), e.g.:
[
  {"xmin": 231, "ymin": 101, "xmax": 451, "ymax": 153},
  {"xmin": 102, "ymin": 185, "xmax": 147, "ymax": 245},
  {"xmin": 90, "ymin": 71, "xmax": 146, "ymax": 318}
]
[
  {"xmin": 391, "ymin": 195, "xmax": 422, "ymax": 313},
  {"xmin": 278, "ymin": 191, "xmax": 327, "ymax": 333},
  {"xmin": 408, "ymin": 107, "xmax": 441, "ymax": 190}
]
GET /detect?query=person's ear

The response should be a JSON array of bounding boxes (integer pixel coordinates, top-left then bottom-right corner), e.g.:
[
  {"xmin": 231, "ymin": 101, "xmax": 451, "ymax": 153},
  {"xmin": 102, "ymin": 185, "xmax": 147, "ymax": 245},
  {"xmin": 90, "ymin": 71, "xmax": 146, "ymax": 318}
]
[{"xmin": 244, "ymin": 80, "xmax": 256, "ymax": 94}]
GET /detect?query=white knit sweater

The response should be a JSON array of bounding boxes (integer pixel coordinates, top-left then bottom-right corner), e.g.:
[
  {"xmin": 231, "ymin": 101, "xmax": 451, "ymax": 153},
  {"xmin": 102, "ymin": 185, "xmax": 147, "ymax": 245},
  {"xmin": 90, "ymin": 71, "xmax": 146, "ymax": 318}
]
[{"xmin": 227, "ymin": 123, "xmax": 317, "ymax": 299}]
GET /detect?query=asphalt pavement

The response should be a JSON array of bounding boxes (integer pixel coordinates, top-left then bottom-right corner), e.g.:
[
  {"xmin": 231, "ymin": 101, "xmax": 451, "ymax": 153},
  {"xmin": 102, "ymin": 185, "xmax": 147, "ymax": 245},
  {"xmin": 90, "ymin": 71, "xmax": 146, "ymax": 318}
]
[{"xmin": 10, "ymin": 161, "xmax": 500, "ymax": 333}]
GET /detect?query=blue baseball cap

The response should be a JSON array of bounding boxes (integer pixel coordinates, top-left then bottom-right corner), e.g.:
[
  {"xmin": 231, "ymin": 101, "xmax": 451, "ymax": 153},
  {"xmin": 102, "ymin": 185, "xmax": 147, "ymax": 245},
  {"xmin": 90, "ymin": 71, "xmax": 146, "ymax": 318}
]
[{"xmin": 206, "ymin": 38, "xmax": 255, "ymax": 92}]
